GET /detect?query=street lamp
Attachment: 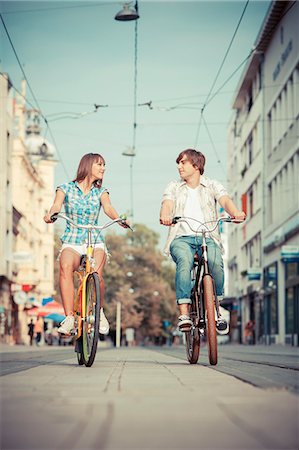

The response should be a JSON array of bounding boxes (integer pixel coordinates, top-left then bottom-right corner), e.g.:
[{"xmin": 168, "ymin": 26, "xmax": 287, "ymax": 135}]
[
  {"xmin": 114, "ymin": 2, "xmax": 139, "ymax": 21},
  {"xmin": 115, "ymin": 1, "xmax": 139, "ymax": 223}
]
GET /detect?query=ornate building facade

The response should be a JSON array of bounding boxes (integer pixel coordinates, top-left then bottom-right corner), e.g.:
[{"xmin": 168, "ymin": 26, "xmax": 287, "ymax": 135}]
[{"xmin": 227, "ymin": 1, "xmax": 299, "ymax": 346}]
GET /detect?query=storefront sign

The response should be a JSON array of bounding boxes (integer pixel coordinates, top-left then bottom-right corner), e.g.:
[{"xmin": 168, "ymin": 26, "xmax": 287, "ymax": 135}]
[
  {"xmin": 247, "ymin": 268, "xmax": 262, "ymax": 281},
  {"xmin": 281, "ymin": 245, "xmax": 299, "ymax": 262},
  {"xmin": 273, "ymin": 39, "xmax": 293, "ymax": 81}
]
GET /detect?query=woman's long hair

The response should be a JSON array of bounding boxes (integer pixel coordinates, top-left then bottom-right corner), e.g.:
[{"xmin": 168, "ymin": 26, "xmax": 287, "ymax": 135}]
[{"xmin": 73, "ymin": 153, "xmax": 105, "ymax": 188}]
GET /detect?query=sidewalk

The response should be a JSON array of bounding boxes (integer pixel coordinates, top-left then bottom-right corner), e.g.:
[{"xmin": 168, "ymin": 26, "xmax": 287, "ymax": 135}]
[
  {"xmin": 1, "ymin": 341, "xmax": 298, "ymax": 354},
  {"xmin": 1, "ymin": 346, "xmax": 298, "ymax": 450}
]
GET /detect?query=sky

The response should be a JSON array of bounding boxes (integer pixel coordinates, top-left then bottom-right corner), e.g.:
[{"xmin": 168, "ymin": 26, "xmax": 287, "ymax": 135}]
[{"xmin": 0, "ymin": 0, "xmax": 271, "ymax": 248}]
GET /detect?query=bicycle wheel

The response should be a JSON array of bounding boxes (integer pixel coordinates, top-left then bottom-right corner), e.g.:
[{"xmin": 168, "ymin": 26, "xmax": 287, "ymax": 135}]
[
  {"xmin": 82, "ymin": 272, "xmax": 100, "ymax": 367},
  {"xmin": 75, "ymin": 336, "xmax": 84, "ymax": 365},
  {"xmin": 185, "ymin": 295, "xmax": 200, "ymax": 364},
  {"xmin": 185, "ymin": 326, "xmax": 200, "ymax": 364},
  {"xmin": 203, "ymin": 275, "xmax": 218, "ymax": 365}
]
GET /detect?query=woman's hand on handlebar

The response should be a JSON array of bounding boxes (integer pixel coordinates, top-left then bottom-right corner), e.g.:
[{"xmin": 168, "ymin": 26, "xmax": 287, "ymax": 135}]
[
  {"xmin": 43, "ymin": 212, "xmax": 59, "ymax": 223},
  {"xmin": 118, "ymin": 215, "xmax": 133, "ymax": 230}
]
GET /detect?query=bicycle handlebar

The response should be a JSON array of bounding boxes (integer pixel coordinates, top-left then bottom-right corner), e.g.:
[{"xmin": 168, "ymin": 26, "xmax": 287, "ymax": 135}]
[
  {"xmin": 50, "ymin": 212, "xmax": 133, "ymax": 231},
  {"xmin": 172, "ymin": 215, "xmax": 245, "ymax": 233}
]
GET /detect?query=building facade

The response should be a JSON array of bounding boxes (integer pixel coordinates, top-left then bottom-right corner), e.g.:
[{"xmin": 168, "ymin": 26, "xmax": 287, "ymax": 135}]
[
  {"xmin": 227, "ymin": 1, "xmax": 299, "ymax": 346},
  {"xmin": 0, "ymin": 73, "xmax": 15, "ymax": 343},
  {"xmin": 0, "ymin": 76, "xmax": 57, "ymax": 344}
]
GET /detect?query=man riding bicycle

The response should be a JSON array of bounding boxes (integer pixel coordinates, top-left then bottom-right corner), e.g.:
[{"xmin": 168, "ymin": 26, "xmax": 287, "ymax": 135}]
[{"xmin": 160, "ymin": 149, "xmax": 246, "ymax": 333}]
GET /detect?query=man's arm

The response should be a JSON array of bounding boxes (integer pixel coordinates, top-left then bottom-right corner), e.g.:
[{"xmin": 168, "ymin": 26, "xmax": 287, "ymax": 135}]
[
  {"xmin": 219, "ymin": 195, "xmax": 246, "ymax": 221},
  {"xmin": 160, "ymin": 199, "xmax": 174, "ymax": 226}
]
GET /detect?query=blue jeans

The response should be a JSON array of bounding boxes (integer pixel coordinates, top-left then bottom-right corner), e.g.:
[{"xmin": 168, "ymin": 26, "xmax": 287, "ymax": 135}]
[{"xmin": 170, "ymin": 236, "xmax": 224, "ymax": 305}]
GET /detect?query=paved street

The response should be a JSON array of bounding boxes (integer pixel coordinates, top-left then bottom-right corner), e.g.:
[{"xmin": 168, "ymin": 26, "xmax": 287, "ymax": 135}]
[{"xmin": 1, "ymin": 344, "xmax": 298, "ymax": 450}]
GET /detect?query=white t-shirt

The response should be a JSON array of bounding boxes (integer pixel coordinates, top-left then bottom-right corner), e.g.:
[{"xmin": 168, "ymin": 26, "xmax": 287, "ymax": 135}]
[{"xmin": 177, "ymin": 186, "xmax": 206, "ymax": 236}]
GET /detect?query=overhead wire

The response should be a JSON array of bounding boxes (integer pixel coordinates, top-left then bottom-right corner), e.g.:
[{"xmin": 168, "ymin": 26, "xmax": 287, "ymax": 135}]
[
  {"xmin": 194, "ymin": 0, "xmax": 250, "ymax": 150},
  {"xmin": 129, "ymin": 16, "xmax": 139, "ymax": 222},
  {"xmin": 203, "ymin": 0, "xmax": 249, "ymax": 109},
  {"xmin": 1, "ymin": 2, "xmax": 116, "ymax": 15}
]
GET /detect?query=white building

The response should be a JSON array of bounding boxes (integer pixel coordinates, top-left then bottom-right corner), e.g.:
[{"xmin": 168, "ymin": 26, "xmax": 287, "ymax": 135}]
[
  {"xmin": 11, "ymin": 82, "xmax": 57, "ymax": 343},
  {"xmin": 0, "ymin": 73, "xmax": 15, "ymax": 343},
  {"xmin": 0, "ymin": 76, "xmax": 57, "ymax": 344},
  {"xmin": 227, "ymin": 1, "xmax": 299, "ymax": 346}
]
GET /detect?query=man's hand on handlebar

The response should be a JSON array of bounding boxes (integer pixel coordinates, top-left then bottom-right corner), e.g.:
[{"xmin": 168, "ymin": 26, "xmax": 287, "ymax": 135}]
[
  {"xmin": 230, "ymin": 211, "xmax": 246, "ymax": 223},
  {"xmin": 160, "ymin": 215, "xmax": 174, "ymax": 226}
]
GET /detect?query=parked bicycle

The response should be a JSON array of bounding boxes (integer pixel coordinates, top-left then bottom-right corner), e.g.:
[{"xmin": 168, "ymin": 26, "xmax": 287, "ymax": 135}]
[
  {"xmin": 172, "ymin": 215, "xmax": 244, "ymax": 365},
  {"xmin": 51, "ymin": 212, "xmax": 132, "ymax": 367}
]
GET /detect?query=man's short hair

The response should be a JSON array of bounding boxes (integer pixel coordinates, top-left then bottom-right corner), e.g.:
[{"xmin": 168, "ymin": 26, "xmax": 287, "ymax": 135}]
[{"xmin": 176, "ymin": 149, "xmax": 205, "ymax": 175}]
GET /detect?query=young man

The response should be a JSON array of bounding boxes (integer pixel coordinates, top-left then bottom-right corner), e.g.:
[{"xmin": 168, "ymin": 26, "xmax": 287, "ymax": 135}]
[{"xmin": 160, "ymin": 149, "xmax": 245, "ymax": 333}]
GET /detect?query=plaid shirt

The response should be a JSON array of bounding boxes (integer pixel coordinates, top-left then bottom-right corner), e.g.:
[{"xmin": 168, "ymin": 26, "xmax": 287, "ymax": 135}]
[
  {"xmin": 162, "ymin": 176, "xmax": 229, "ymax": 255},
  {"xmin": 57, "ymin": 181, "xmax": 108, "ymax": 244}
]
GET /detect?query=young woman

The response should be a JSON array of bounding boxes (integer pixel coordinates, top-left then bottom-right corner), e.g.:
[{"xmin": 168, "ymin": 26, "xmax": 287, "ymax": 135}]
[{"xmin": 44, "ymin": 153, "xmax": 128, "ymax": 335}]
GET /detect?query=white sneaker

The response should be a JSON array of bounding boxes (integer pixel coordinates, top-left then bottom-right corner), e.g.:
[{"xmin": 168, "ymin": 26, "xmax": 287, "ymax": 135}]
[
  {"xmin": 58, "ymin": 315, "xmax": 75, "ymax": 335},
  {"xmin": 99, "ymin": 308, "xmax": 109, "ymax": 335},
  {"xmin": 178, "ymin": 314, "xmax": 192, "ymax": 332}
]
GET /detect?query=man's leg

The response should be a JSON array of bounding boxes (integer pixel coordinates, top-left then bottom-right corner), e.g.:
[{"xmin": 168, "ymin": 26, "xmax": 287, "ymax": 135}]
[
  {"xmin": 170, "ymin": 237, "xmax": 195, "ymax": 330},
  {"xmin": 206, "ymin": 239, "xmax": 228, "ymax": 333}
]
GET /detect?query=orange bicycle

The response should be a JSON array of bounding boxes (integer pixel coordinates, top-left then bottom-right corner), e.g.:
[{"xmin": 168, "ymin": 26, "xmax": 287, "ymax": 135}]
[{"xmin": 51, "ymin": 212, "xmax": 131, "ymax": 367}]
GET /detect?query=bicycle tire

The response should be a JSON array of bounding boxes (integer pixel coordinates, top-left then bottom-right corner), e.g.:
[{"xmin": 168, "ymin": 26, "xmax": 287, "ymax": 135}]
[
  {"xmin": 203, "ymin": 275, "xmax": 218, "ymax": 365},
  {"xmin": 82, "ymin": 272, "xmax": 100, "ymax": 367},
  {"xmin": 75, "ymin": 336, "xmax": 84, "ymax": 365},
  {"xmin": 185, "ymin": 326, "xmax": 200, "ymax": 364},
  {"xmin": 185, "ymin": 294, "xmax": 200, "ymax": 364}
]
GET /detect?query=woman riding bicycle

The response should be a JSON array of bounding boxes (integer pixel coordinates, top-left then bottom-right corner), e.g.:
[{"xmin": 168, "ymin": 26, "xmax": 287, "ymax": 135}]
[
  {"xmin": 160, "ymin": 149, "xmax": 246, "ymax": 333},
  {"xmin": 44, "ymin": 152, "xmax": 129, "ymax": 335}
]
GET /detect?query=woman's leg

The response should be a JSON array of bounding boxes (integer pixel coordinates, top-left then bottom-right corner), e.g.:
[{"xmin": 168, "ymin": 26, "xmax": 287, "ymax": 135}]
[
  {"xmin": 59, "ymin": 249, "xmax": 80, "ymax": 316},
  {"xmin": 94, "ymin": 249, "xmax": 107, "ymax": 307}
]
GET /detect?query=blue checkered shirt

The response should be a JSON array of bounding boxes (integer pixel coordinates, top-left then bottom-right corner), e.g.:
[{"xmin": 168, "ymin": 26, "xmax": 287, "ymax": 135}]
[{"xmin": 57, "ymin": 181, "xmax": 108, "ymax": 244}]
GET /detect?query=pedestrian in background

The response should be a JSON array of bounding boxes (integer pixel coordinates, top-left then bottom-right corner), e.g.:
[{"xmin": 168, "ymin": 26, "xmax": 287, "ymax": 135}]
[
  {"xmin": 34, "ymin": 317, "xmax": 43, "ymax": 346},
  {"xmin": 27, "ymin": 319, "xmax": 34, "ymax": 346}
]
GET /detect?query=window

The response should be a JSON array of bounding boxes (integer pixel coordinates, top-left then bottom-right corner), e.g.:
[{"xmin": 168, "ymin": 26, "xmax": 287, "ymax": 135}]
[
  {"xmin": 44, "ymin": 255, "xmax": 49, "ymax": 278},
  {"xmin": 280, "ymin": 26, "xmax": 284, "ymax": 45},
  {"xmin": 247, "ymin": 85, "xmax": 253, "ymax": 113},
  {"xmin": 241, "ymin": 193, "xmax": 247, "ymax": 215},
  {"xmin": 268, "ymin": 184, "xmax": 273, "ymax": 225},
  {"xmin": 286, "ymin": 288, "xmax": 295, "ymax": 334},
  {"xmin": 249, "ymin": 188, "xmax": 253, "ymax": 217},
  {"xmin": 264, "ymin": 263, "xmax": 278, "ymax": 335},
  {"xmin": 248, "ymin": 134, "xmax": 253, "ymax": 165}
]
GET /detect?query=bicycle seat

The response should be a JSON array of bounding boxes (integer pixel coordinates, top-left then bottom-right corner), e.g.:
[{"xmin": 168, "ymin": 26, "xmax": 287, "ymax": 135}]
[{"xmin": 194, "ymin": 253, "xmax": 199, "ymax": 262}]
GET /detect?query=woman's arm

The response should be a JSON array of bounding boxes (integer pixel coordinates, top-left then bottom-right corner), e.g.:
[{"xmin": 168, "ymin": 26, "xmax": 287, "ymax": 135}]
[
  {"xmin": 100, "ymin": 192, "xmax": 128, "ymax": 227},
  {"xmin": 43, "ymin": 190, "xmax": 65, "ymax": 223}
]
